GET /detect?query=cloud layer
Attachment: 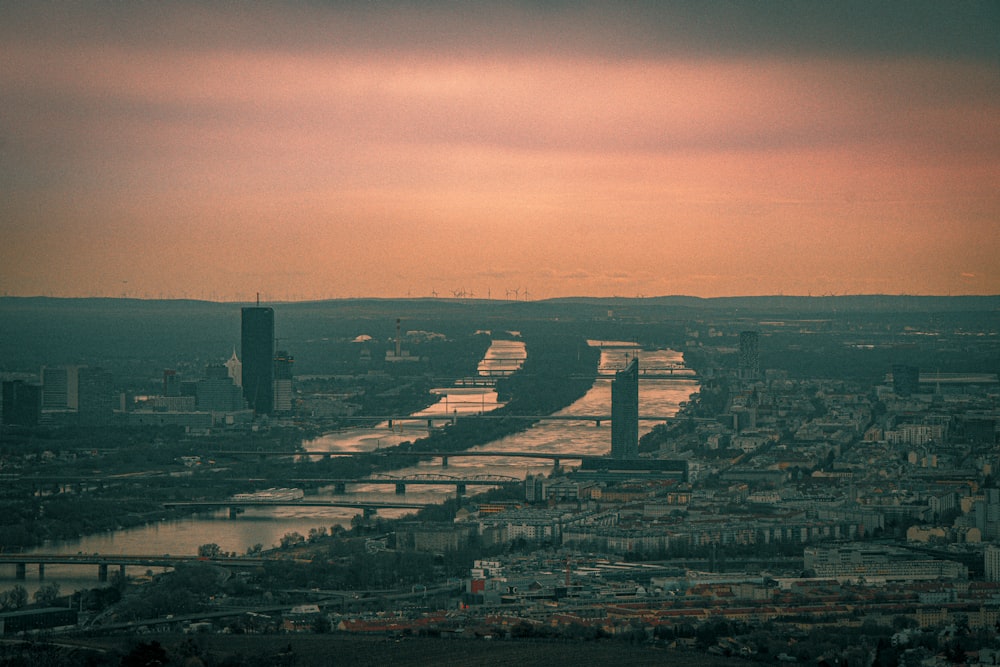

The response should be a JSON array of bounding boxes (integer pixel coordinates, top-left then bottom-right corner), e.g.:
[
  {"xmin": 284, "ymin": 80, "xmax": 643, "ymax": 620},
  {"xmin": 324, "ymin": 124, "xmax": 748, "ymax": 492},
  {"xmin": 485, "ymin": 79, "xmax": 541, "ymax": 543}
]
[{"xmin": 2, "ymin": 2, "xmax": 998, "ymax": 299}]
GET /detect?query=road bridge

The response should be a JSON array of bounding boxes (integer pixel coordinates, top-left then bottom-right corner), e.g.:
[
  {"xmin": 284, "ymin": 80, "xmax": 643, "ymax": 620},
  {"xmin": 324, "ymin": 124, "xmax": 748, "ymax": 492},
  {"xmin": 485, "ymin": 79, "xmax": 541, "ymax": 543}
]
[
  {"xmin": 0, "ymin": 553, "xmax": 267, "ymax": 582},
  {"xmin": 163, "ymin": 499, "xmax": 430, "ymax": 519},
  {"xmin": 5, "ymin": 473, "xmax": 520, "ymax": 496},
  {"xmin": 358, "ymin": 472, "xmax": 521, "ymax": 495},
  {"xmin": 374, "ymin": 450, "xmax": 593, "ymax": 467},
  {"xmin": 214, "ymin": 449, "xmax": 595, "ymax": 468},
  {"xmin": 268, "ymin": 413, "xmax": 689, "ymax": 432},
  {"xmin": 217, "ymin": 473, "xmax": 523, "ymax": 495},
  {"xmin": 597, "ymin": 368, "xmax": 698, "ymax": 378}
]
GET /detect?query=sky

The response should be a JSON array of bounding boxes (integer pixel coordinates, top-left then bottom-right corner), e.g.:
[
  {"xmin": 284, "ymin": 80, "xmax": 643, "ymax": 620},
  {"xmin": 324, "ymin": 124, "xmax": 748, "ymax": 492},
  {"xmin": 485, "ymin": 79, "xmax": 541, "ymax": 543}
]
[{"xmin": 2, "ymin": 1, "xmax": 999, "ymax": 301}]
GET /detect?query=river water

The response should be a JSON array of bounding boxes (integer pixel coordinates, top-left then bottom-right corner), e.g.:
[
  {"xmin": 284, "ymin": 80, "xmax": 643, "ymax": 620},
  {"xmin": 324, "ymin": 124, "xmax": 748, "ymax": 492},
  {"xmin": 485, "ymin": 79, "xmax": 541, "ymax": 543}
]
[{"xmin": 6, "ymin": 340, "xmax": 696, "ymax": 595}]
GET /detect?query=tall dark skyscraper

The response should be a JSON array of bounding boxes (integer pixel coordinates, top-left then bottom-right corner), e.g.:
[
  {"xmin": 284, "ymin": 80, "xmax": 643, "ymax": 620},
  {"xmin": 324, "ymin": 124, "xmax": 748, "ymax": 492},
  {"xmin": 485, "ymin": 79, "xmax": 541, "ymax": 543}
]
[
  {"xmin": 241, "ymin": 306, "xmax": 274, "ymax": 415},
  {"xmin": 611, "ymin": 357, "xmax": 639, "ymax": 460},
  {"xmin": 2, "ymin": 380, "xmax": 42, "ymax": 427}
]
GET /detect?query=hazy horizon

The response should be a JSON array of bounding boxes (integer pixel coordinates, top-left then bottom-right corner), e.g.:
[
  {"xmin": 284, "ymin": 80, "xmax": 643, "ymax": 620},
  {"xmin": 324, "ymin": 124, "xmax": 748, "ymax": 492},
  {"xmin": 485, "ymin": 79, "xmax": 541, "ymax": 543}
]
[
  {"xmin": 3, "ymin": 2, "xmax": 998, "ymax": 301},
  {"xmin": 3, "ymin": 292, "xmax": 999, "ymax": 306}
]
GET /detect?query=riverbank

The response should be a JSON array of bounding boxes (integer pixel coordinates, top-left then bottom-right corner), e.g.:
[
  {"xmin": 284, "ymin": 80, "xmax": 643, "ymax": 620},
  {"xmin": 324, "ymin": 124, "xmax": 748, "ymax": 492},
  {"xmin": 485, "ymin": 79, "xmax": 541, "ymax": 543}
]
[
  {"xmin": 0, "ymin": 497, "xmax": 195, "ymax": 548},
  {"xmin": 293, "ymin": 334, "xmax": 600, "ymax": 480}
]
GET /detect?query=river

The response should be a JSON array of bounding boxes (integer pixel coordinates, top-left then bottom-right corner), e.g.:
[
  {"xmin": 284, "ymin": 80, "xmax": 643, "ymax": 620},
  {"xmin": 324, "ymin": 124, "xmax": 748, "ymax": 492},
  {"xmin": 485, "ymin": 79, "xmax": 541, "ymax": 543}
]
[{"xmin": 6, "ymin": 339, "xmax": 696, "ymax": 595}]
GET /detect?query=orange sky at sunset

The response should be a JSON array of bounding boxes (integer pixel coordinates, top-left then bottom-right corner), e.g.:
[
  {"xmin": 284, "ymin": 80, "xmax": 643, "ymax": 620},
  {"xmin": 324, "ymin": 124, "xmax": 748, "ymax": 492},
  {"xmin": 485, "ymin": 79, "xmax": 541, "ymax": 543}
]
[{"xmin": 2, "ymin": 2, "xmax": 998, "ymax": 301}]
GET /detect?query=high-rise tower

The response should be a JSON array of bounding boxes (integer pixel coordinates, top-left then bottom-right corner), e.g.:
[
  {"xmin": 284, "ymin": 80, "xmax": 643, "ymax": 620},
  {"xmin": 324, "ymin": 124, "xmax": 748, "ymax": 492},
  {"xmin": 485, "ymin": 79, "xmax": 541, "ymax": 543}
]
[
  {"xmin": 273, "ymin": 350, "xmax": 294, "ymax": 414},
  {"xmin": 225, "ymin": 348, "xmax": 242, "ymax": 387},
  {"xmin": 241, "ymin": 306, "xmax": 274, "ymax": 415},
  {"xmin": 611, "ymin": 357, "xmax": 640, "ymax": 459},
  {"xmin": 2, "ymin": 380, "xmax": 42, "ymax": 426},
  {"xmin": 41, "ymin": 365, "xmax": 80, "ymax": 410}
]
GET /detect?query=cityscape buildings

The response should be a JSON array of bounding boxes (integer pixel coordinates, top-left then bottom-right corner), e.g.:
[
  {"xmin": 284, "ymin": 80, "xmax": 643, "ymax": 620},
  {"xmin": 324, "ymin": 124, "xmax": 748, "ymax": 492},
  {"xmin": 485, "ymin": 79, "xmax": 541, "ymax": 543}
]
[
  {"xmin": 1, "ymin": 297, "xmax": 998, "ymax": 663},
  {"xmin": 196, "ymin": 364, "xmax": 245, "ymax": 413},
  {"xmin": 163, "ymin": 369, "xmax": 180, "ymax": 397}
]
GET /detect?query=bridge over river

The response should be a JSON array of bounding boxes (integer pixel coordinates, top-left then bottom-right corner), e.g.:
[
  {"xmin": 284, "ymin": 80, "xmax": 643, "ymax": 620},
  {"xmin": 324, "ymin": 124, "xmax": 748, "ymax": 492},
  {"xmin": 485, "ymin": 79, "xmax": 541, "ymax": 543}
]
[
  {"xmin": 0, "ymin": 553, "xmax": 267, "ymax": 582},
  {"xmin": 299, "ymin": 472, "xmax": 522, "ymax": 495},
  {"xmin": 163, "ymin": 498, "xmax": 431, "ymax": 519},
  {"xmin": 5, "ymin": 472, "xmax": 523, "ymax": 496},
  {"xmin": 214, "ymin": 448, "xmax": 596, "ymax": 468},
  {"xmin": 335, "ymin": 413, "xmax": 692, "ymax": 427}
]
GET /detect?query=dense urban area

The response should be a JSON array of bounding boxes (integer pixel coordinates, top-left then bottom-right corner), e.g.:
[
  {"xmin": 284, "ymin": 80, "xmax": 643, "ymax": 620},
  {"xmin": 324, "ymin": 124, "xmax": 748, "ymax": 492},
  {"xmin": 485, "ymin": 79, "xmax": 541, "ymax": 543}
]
[{"xmin": 0, "ymin": 295, "xmax": 998, "ymax": 666}]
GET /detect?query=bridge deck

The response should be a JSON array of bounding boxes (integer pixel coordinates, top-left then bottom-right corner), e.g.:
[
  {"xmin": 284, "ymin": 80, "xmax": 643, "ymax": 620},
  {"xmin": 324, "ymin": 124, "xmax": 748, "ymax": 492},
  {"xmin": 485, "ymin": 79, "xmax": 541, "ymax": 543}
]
[
  {"xmin": 164, "ymin": 500, "xmax": 429, "ymax": 510},
  {"xmin": 0, "ymin": 554, "xmax": 267, "ymax": 567},
  {"xmin": 215, "ymin": 450, "xmax": 596, "ymax": 460},
  {"xmin": 310, "ymin": 477, "xmax": 520, "ymax": 485},
  {"xmin": 337, "ymin": 413, "xmax": 683, "ymax": 421}
]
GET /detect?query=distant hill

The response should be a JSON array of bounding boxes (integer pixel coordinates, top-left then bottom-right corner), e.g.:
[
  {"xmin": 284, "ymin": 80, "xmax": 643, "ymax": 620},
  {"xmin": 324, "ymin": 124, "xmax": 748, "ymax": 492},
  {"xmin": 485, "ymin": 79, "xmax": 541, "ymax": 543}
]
[
  {"xmin": 547, "ymin": 294, "xmax": 1000, "ymax": 313},
  {"xmin": 1, "ymin": 295, "xmax": 997, "ymax": 377}
]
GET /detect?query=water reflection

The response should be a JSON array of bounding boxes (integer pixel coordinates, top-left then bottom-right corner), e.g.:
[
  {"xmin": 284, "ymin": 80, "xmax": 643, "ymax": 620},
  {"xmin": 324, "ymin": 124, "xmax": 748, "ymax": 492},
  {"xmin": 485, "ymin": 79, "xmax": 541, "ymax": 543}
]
[{"xmin": 8, "ymin": 340, "xmax": 696, "ymax": 594}]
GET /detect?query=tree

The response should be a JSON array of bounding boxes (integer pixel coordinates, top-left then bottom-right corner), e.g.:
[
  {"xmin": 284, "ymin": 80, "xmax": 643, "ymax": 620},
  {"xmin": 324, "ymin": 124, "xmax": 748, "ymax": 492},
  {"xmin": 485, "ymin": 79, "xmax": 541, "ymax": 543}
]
[
  {"xmin": 33, "ymin": 582, "xmax": 61, "ymax": 605},
  {"xmin": 109, "ymin": 568, "xmax": 129, "ymax": 592},
  {"xmin": 313, "ymin": 613, "xmax": 331, "ymax": 634},
  {"xmin": 944, "ymin": 639, "xmax": 966, "ymax": 664},
  {"xmin": 510, "ymin": 620, "xmax": 536, "ymax": 638},
  {"xmin": 121, "ymin": 640, "xmax": 169, "ymax": 667},
  {"xmin": 0, "ymin": 585, "xmax": 28, "ymax": 610},
  {"xmin": 198, "ymin": 543, "xmax": 222, "ymax": 558},
  {"xmin": 280, "ymin": 532, "xmax": 305, "ymax": 549}
]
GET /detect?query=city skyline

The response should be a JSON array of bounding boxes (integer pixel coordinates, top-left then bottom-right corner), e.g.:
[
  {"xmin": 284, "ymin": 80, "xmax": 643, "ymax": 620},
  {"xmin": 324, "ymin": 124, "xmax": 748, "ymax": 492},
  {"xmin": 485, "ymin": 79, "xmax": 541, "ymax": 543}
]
[{"xmin": 2, "ymin": 2, "xmax": 998, "ymax": 301}]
